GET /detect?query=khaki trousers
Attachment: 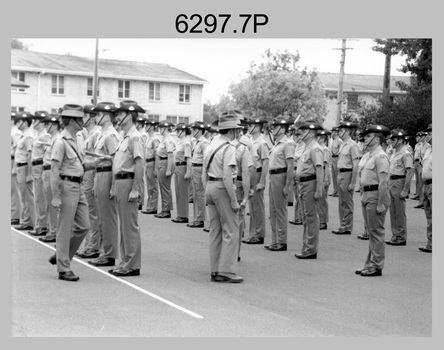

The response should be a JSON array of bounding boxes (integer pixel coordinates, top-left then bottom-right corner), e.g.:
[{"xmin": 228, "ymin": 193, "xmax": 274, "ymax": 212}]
[
  {"xmin": 79, "ymin": 170, "xmax": 100, "ymax": 252},
  {"xmin": 16, "ymin": 165, "xmax": 35, "ymax": 227},
  {"xmin": 11, "ymin": 162, "xmax": 21, "ymax": 221},
  {"xmin": 56, "ymin": 180, "xmax": 90, "ymax": 273},
  {"xmin": 337, "ymin": 171, "xmax": 354, "ymax": 231},
  {"xmin": 360, "ymin": 190, "xmax": 389, "ymax": 270},
  {"xmin": 157, "ymin": 159, "xmax": 173, "ymax": 213},
  {"xmin": 269, "ymin": 173, "xmax": 287, "ymax": 244},
  {"xmin": 331, "ymin": 157, "xmax": 339, "ymax": 194},
  {"xmin": 206, "ymin": 181, "xmax": 239, "ymax": 274},
  {"xmin": 389, "ymin": 178, "xmax": 407, "ymax": 242},
  {"xmin": 299, "ymin": 180, "xmax": 320, "ymax": 254},
  {"xmin": 319, "ymin": 183, "xmax": 329, "ymax": 224},
  {"xmin": 192, "ymin": 166, "xmax": 205, "ymax": 222},
  {"xmin": 32, "ymin": 164, "xmax": 47, "ymax": 229},
  {"xmin": 96, "ymin": 171, "xmax": 119, "ymax": 259},
  {"xmin": 115, "ymin": 178, "xmax": 141, "ymax": 271},
  {"xmin": 145, "ymin": 161, "xmax": 158, "ymax": 212},
  {"xmin": 174, "ymin": 165, "xmax": 190, "ymax": 219},
  {"xmin": 422, "ymin": 183, "xmax": 432, "ymax": 249},
  {"xmin": 248, "ymin": 169, "xmax": 265, "ymax": 239},
  {"xmin": 292, "ymin": 177, "xmax": 303, "ymax": 221},
  {"xmin": 42, "ymin": 170, "xmax": 58, "ymax": 236}
]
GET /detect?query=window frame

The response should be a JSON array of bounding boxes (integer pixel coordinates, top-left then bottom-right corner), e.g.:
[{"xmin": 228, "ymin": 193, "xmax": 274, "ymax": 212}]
[
  {"xmin": 179, "ymin": 84, "xmax": 191, "ymax": 103},
  {"xmin": 148, "ymin": 82, "xmax": 161, "ymax": 102},
  {"xmin": 87, "ymin": 77, "xmax": 100, "ymax": 97},
  {"xmin": 51, "ymin": 75, "xmax": 65, "ymax": 95},
  {"xmin": 118, "ymin": 80, "xmax": 131, "ymax": 99},
  {"xmin": 11, "ymin": 71, "xmax": 26, "ymax": 92}
]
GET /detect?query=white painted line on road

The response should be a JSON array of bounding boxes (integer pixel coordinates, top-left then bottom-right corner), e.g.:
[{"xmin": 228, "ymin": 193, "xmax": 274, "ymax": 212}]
[{"xmin": 12, "ymin": 227, "xmax": 204, "ymax": 319}]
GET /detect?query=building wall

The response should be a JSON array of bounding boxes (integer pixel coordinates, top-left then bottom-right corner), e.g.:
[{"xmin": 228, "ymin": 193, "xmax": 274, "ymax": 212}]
[{"xmin": 11, "ymin": 72, "xmax": 204, "ymax": 122}]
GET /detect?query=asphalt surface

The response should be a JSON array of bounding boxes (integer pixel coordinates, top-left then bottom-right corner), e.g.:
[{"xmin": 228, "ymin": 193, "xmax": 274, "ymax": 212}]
[{"xmin": 11, "ymin": 188, "xmax": 432, "ymax": 337}]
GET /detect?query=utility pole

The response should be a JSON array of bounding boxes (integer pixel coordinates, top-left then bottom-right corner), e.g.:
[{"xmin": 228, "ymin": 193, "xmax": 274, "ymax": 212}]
[
  {"xmin": 382, "ymin": 39, "xmax": 393, "ymax": 106},
  {"xmin": 92, "ymin": 38, "xmax": 99, "ymax": 105},
  {"xmin": 334, "ymin": 39, "xmax": 350, "ymax": 126}
]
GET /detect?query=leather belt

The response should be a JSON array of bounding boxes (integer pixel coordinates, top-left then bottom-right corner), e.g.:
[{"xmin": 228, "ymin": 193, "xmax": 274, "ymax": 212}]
[
  {"xmin": 175, "ymin": 161, "xmax": 187, "ymax": 166},
  {"xmin": 415, "ymin": 159, "xmax": 420, "ymax": 161},
  {"xmin": 269, "ymin": 168, "xmax": 287, "ymax": 175},
  {"xmin": 363, "ymin": 184, "xmax": 379, "ymax": 192},
  {"xmin": 424, "ymin": 179, "xmax": 432, "ymax": 185},
  {"xmin": 256, "ymin": 166, "xmax": 262, "ymax": 173},
  {"xmin": 159, "ymin": 156, "xmax": 168, "ymax": 160},
  {"xmin": 390, "ymin": 175, "xmax": 406, "ymax": 180},
  {"xmin": 146, "ymin": 158, "xmax": 155, "ymax": 163},
  {"xmin": 11, "ymin": 155, "xmax": 15, "ymax": 160},
  {"xmin": 299, "ymin": 174, "xmax": 317, "ymax": 183},
  {"xmin": 236, "ymin": 175, "xmax": 243, "ymax": 181},
  {"xmin": 16, "ymin": 162, "xmax": 28, "ymax": 167},
  {"xmin": 192, "ymin": 163, "xmax": 203, "ymax": 167},
  {"xmin": 60, "ymin": 175, "xmax": 82, "ymax": 183},
  {"xmin": 115, "ymin": 172, "xmax": 135, "ymax": 180},
  {"xmin": 208, "ymin": 176, "xmax": 223, "ymax": 181},
  {"xmin": 339, "ymin": 168, "xmax": 352, "ymax": 173},
  {"xmin": 332, "ymin": 154, "xmax": 339, "ymax": 158},
  {"xmin": 32, "ymin": 159, "xmax": 43, "ymax": 166},
  {"xmin": 43, "ymin": 164, "xmax": 51, "ymax": 171},
  {"xmin": 96, "ymin": 165, "xmax": 112, "ymax": 173}
]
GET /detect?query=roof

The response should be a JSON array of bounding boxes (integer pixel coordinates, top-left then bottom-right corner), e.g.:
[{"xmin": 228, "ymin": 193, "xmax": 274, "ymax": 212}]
[
  {"xmin": 317, "ymin": 72, "xmax": 411, "ymax": 94},
  {"xmin": 11, "ymin": 49, "xmax": 207, "ymax": 85},
  {"xmin": 11, "ymin": 76, "xmax": 29, "ymax": 88}
]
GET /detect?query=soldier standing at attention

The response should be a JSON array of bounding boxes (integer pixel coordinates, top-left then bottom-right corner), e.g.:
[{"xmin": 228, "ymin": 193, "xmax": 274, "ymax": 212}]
[
  {"xmin": 39, "ymin": 114, "xmax": 61, "ymax": 243},
  {"xmin": 332, "ymin": 122, "xmax": 360, "ymax": 235},
  {"xmin": 14, "ymin": 112, "xmax": 36, "ymax": 231},
  {"xmin": 386, "ymin": 129, "xmax": 414, "ymax": 246},
  {"xmin": 264, "ymin": 116, "xmax": 295, "ymax": 252},
  {"xmin": 135, "ymin": 114, "xmax": 148, "ymax": 210},
  {"xmin": 76, "ymin": 105, "xmax": 102, "ymax": 258},
  {"xmin": 412, "ymin": 131, "xmax": 424, "ymax": 201},
  {"xmin": 171, "ymin": 123, "xmax": 192, "ymax": 224},
  {"xmin": 141, "ymin": 119, "xmax": 160, "ymax": 215},
  {"xmin": 202, "ymin": 112, "xmax": 243, "ymax": 283},
  {"xmin": 415, "ymin": 131, "xmax": 430, "ymax": 209},
  {"xmin": 48, "ymin": 104, "xmax": 97, "ymax": 282},
  {"xmin": 289, "ymin": 127, "xmax": 305, "ymax": 226},
  {"xmin": 317, "ymin": 128, "xmax": 332, "ymax": 230},
  {"xmin": 155, "ymin": 120, "xmax": 175, "ymax": 219},
  {"xmin": 28, "ymin": 111, "xmax": 51, "ymax": 237},
  {"xmin": 419, "ymin": 124, "xmax": 432, "ymax": 253},
  {"xmin": 188, "ymin": 122, "xmax": 210, "ymax": 228},
  {"xmin": 242, "ymin": 117, "xmax": 269, "ymax": 244},
  {"xmin": 329, "ymin": 127, "xmax": 342, "ymax": 197},
  {"xmin": 87, "ymin": 102, "xmax": 120, "ymax": 268},
  {"xmin": 355, "ymin": 125, "xmax": 390, "ymax": 277},
  {"xmin": 108, "ymin": 100, "xmax": 145, "ymax": 277},
  {"xmin": 294, "ymin": 121, "xmax": 324, "ymax": 259},
  {"xmin": 11, "ymin": 112, "xmax": 22, "ymax": 226}
]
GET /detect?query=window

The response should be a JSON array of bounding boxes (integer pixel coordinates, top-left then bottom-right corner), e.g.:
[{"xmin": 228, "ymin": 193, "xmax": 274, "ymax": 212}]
[
  {"xmin": 166, "ymin": 116, "xmax": 178, "ymax": 124},
  {"xmin": 178, "ymin": 116, "xmax": 190, "ymax": 124},
  {"xmin": 179, "ymin": 85, "xmax": 190, "ymax": 103},
  {"xmin": 11, "ymin": 71, "xmax": 26, "ymax": 92},
  {"xmin": 346, "ymin": 93, "xmax": 358, "ymax": 110},
  {"xmin": 51, "ymin": 108, "xmax": 60, "ymax": 114},
  {"xmin": 11, "ymin": 106, "xmax": 25, "ymax": 112},
  {"xmin": 149, "ymin": 82, "xmax": 161, "ymax": 101},
  {"xmin": 118, "ymin": 80, "xmax": 131, "ymax": 98},
  {"xmin": 51, "ymin": 75, "xmax": 65, "ymax": 95},
  {"xmin": 148, "ymin": 114, "xmax": 160, "ymax": 122},
  {"xmin": 87, "ymin": 77, "xmax": 100, "ymax": 97}
]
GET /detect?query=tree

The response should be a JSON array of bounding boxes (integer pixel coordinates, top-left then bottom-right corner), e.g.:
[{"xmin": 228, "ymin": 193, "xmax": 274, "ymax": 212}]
[
  {"xmin": 221, "ymin": 49, "xmax": 327, "ymax": 123},
  {"xmin": 202, "ymin": 102, "xmax": 219, "ymax": 124},
  {"xmin": 11, "ymin": 39, "xmax": 28, "ymax": 50}
]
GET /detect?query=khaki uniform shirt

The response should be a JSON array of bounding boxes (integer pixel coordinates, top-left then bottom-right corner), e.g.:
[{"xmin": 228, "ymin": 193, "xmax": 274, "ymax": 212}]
[
  {"xmin": 94, "ymin": 124, "xmax": 120, "ymax": 167},
  {"xmin": 15, "ymin": 128, "xmax": 35, "ymax": 163},
  {"xmin": 359, "ymin": 145, "xmax": 389, "ymax": 186},
  {"xmin": 203, "ymin": 134, "xmax": 236, "ymax": 179},
  {"xmin": 421, "ymin": 146, "xmax": 432, "ymax": 180},
  {"xmin": 144, "ymin": 133, "xmax": 160, "ymax": 160},
  {"xmin": 192, "ymin": 135, "xmax": 210, "ymax": 164},
  {"xmin": 389, "ymin": 145, "xmax": 413, "ymax": 176},
  {"xmin": 43, "ymin": 133, "xmax": 60, "ymax": 165},
  {"xmin": 81, "ymin": 125, "xmax": 102, "ymax": 163},
  {"xmin": 32, "ymin": 130, "xmax": 50, "ymax": 161},
  {"xmin": 51, "ymin": 129, "xmax": 85, "ymax": 177},
  {"xmin": 414, "ymin": 142, "xmax": 422, "ymax": 161},
  {"xmin": 156, "ymin": 134, "xmax": 175, "ymax": 158},
  {"xmin": 234, "ymin": 139, "xmax": 254, "ymax": 177},
  {"xmin": 11, "ymin": 126, "xmax": 22, "ymax": 158},
  {"xmin": 295, "ymin": 139, "xmax": 323, "ymax": 178},
  {"xmin": 331, "ymin": 137, "xmax": 342, "ymax": 156},
  {"xmin": 251, "ymin": 133, "xmax": 269, "ymax": 169},
  {"xmin": 113, "ymin": 125, "xmax": 144, "ymax": 174},
  {"xmin": 338, "ymin": 137, "xmax": 360, "ymax": 169},
  {"xmin": 173, "ymin": 138, "xmax": 192, "ymax": 163},
  {"xmin": 268, "ymin": 135, "xmax": 295, "ymax": 170}
]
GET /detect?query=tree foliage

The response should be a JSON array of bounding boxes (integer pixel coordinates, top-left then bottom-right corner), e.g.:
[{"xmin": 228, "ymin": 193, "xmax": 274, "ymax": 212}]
[
  {"xmin": 346, "ymin": 39, "xmax": 432, "ymax": 138},
  {"xmin": 11, "ymin": 39, "xmax": 28, "ymax": 50},
  {"xmin": 219, "ymin": 49, "xmax": 327, "ymax": 123}
]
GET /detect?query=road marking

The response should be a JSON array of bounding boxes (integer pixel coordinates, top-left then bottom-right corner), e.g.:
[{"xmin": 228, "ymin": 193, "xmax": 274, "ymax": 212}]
[{"xmin": 12, "ymin": 228, "xmax": 204, "ymax": 319}]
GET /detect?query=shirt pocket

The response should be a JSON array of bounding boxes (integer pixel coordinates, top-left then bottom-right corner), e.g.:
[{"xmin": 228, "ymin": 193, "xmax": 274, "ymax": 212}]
[{"xmin": 366, "ymin": 157, "xmax": 376, "ymax": 170}]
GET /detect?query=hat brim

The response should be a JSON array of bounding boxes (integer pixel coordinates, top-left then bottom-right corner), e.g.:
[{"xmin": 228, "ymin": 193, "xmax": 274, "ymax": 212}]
[{"xmin": 61, "ymin": 110, "xmax": 84, "ymax": 118}]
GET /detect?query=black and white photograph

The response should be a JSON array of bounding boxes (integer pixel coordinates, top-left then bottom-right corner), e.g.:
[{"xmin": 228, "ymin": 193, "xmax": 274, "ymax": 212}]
[{"xmin": 5, "ymin": 0, "xmax": 441, "ymax": 343}]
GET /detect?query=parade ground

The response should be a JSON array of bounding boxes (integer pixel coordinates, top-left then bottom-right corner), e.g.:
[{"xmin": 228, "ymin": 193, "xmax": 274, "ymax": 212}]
[{"xmin": 11, "ymin": 189, "xmax": 432, "ymax": 337}]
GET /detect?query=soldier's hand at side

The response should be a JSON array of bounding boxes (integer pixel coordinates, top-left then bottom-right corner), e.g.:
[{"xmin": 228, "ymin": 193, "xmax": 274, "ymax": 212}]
[
  {"xmin": 314, "ymin": 189, "xmax": 322, "ymax": 200},
  {"xmin": 248, "ymin": 189, "xmax": 255, "ymax": 198},
  {"xmin": 128, "ymin": 190, "xmax": 140, "ymax": 202},
  {"xmin": 109, "ymin": 188, "xmax": 115, "ymax": 199},
  {"xmin": 184, "ymin": 172, "xmax": 191, "ymax": 180},
  {"xmin": 283, "ymin": 186, "xmax": 289, "ymax": 199},
  {"xmin": 166, "ymin": 170, "xmax": 172, "ymax": 177},
  {"xmin": 376, "ymin": 203, "xmax": 385, "ymax": 214},
  {"xmin": 348, "ymin": 183, "xmax": 355, "ymax": 191},
  {"xmin": 256, "ymin": 183, "xmax": 265, "ymax": 191},
  {"xmin": 51, "ymin": 197, "xmax": 62, "ymax": 211},
  {"xmin": 231, "ymin": 200, "xmax": 240, "ymax": 213},
  {"xmin": 240, "ymin": 198, "xmax": 248, "ymax": 211},
  {"xmin": 400, "ymin": 190, "xmax": 408, "ymax": 200},
  {"xmin": 26, "ymin": 174, "xmax": 33, "ymax": 183}
]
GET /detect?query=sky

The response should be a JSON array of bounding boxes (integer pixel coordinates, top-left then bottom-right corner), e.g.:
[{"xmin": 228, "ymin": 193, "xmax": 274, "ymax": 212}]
[{"xmin": 17, "ymin": 38, "xmax": 410, "ymax": 104}]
